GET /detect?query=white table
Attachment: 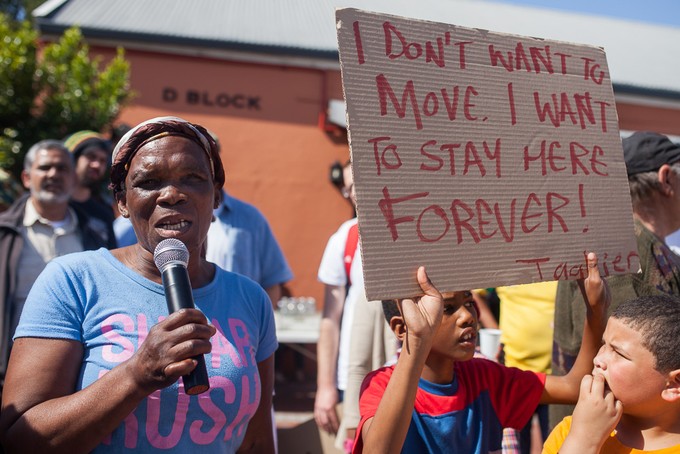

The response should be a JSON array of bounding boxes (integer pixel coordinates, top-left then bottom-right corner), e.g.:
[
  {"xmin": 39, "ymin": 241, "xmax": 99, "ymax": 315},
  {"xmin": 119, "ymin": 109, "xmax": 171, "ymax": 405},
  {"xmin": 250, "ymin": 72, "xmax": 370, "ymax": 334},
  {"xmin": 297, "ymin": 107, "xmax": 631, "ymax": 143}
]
[{"xmin": 275, "ymin": 312, "xmax": 321, "ymax": 361}]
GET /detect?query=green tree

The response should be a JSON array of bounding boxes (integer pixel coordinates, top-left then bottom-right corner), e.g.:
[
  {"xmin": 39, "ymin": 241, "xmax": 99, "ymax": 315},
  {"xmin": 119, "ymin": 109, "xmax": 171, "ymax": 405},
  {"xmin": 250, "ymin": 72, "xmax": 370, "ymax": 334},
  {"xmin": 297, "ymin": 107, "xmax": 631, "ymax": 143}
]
[
  {"xmin": 0, "ymin": 14, "xmax": 36, "ymax": 172},
  {"xmin": 0, "ymin": 13, "xmax": 131, "ymax": 178}
]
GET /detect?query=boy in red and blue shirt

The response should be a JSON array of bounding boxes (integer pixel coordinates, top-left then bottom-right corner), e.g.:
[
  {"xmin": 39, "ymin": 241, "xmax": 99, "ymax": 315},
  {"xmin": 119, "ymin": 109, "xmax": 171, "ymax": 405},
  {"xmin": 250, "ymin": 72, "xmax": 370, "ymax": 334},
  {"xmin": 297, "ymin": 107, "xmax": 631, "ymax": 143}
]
[{"xmin": 354, "ymin": 253, "xmax": 608, "ymax": 453}]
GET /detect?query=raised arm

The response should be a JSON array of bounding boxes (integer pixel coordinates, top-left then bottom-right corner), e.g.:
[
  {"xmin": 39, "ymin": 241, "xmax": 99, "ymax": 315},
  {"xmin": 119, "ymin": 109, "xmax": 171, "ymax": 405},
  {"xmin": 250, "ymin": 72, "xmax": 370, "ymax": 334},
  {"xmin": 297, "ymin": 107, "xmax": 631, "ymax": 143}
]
[
  {"xmin": 542, "ymin": 252, "xmax": 609, "ymax": 404},
  {"xmin": 360, "ymin": 267, "xmax": 442, "ymax": 453},
  {"xmin": 0, "ymin": 309, "xmax": 214, "ymax": 453}
]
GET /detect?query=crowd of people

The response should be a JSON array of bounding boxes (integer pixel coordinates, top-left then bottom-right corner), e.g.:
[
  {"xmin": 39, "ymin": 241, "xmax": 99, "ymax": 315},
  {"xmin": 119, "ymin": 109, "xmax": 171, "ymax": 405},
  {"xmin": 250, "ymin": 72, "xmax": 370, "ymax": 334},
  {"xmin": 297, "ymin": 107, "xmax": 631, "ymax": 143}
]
[{"xmin": 0, "ymin": 118, "xmax": 680, "ymax": 454}]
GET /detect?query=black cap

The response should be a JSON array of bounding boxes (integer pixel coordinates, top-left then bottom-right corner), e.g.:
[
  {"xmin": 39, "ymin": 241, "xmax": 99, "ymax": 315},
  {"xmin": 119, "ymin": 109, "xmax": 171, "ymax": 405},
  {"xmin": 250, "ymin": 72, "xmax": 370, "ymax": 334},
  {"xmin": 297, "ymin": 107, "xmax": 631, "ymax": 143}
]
[{"xmin": 623, "ymin": 131, "xmax": 680, "ymax": 176}]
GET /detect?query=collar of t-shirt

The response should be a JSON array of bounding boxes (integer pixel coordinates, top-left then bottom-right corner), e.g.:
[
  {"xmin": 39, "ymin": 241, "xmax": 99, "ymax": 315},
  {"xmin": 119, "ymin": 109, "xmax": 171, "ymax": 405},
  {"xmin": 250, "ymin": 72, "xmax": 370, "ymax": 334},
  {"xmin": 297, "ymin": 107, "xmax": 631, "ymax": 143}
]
[
  {"xmin": 418, "ymin": 374, "xmax": 459, "ymax": 396},
  {"xmin": 23, "ymin": 199, "xmax": 77, "ymax": 234}
]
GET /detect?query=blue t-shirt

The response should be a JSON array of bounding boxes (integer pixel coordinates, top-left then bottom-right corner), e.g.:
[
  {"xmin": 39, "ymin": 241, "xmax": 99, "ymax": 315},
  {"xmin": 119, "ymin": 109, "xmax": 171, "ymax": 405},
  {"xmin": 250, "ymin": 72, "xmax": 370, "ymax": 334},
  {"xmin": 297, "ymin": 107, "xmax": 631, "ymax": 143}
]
[
  {"xmin": 356, "ymin": 359, "xmax": 545, "ymax": 453},
  {"xmin": 113, "ymin": 215, "xmax": 137, "ymax": 247},
  {"xmin": 206, "ymin": 191, "xmax": 292, "ymax": 290},
  {"xmin": 15, "ymin": 248, "xmax": 278, "ymax": 453}
]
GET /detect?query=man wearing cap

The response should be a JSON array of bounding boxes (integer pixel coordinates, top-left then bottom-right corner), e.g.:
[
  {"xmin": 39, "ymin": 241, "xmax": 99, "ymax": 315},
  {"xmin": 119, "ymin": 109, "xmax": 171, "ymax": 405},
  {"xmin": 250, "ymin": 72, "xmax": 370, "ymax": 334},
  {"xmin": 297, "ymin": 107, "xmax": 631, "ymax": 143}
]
[
  {"xmin": 549, "ymin": 131, "xmax": 680, "ymax": 428},
  {"xmin": 0, "ymin": 140, "xmax": 112, "ymax": 396},
  {"xmin": 64, "ymin": 130, "xmax": 117, "ymax": 248}
]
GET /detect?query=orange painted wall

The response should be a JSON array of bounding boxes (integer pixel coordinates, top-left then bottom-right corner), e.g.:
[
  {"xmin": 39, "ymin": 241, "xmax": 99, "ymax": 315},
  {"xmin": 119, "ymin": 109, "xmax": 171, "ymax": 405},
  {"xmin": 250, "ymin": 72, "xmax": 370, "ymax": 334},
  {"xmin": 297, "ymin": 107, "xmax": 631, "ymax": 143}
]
[{"xmin": 94, "ymin": 46, "xmax": 353, "ymax": 306}]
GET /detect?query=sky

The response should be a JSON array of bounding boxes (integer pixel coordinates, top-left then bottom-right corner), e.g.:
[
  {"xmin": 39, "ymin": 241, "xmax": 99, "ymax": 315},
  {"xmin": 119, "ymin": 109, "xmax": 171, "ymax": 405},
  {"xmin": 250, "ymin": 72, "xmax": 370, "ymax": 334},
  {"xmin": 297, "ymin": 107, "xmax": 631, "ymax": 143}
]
[{"xmin": 489, "ymin": 0, "xmax": 680, "ymax": 28}]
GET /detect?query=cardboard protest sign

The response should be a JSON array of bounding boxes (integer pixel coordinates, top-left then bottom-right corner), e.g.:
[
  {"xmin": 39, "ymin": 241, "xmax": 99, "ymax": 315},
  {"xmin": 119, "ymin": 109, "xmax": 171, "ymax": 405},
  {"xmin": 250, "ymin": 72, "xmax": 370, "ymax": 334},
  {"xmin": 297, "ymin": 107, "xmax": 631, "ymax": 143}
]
[{"xmin": 336, "ymin": 8, "xmax": 639, "ymax": 300}]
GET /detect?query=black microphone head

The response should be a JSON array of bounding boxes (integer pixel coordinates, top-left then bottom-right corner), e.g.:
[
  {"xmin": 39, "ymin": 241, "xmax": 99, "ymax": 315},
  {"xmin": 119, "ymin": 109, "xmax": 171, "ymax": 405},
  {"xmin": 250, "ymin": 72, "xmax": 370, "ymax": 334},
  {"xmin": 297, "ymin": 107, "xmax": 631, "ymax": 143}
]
[{"xmin": 153, "ymin": 238, "xmax": 189, "ymax": 273}]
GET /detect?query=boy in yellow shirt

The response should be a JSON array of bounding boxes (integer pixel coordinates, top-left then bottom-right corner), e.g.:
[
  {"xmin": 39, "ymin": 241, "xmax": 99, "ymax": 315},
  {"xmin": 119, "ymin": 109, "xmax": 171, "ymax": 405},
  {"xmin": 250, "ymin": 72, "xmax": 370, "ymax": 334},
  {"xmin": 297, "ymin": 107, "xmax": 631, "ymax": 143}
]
[{"xmin": 544, "ymin": 294, "xmax": 680, "ymax": 453}]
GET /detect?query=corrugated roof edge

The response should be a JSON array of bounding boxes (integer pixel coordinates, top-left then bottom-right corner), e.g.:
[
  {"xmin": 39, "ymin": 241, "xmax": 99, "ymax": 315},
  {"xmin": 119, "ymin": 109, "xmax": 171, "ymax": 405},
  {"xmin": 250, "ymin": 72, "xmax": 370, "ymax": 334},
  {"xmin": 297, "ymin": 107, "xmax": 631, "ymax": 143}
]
[
  {"xmin": 34, "ymin": 22, "xmax": 340, "ymax": 61},
  {"xmin": 32, "ymin": 0, "xmax": 69, "ymax": 19},
  {"xmin": 613, "ymin": 83, "xmax": 680, "ymax": 101}
]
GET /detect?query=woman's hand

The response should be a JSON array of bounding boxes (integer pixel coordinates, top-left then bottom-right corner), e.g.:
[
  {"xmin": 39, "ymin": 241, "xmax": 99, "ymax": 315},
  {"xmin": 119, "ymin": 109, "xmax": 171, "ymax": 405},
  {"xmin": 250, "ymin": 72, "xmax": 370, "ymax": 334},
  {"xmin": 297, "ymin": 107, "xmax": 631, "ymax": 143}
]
[{"xmin": 126, "ymin": 308, "xmax": 216, "ymax": 393}]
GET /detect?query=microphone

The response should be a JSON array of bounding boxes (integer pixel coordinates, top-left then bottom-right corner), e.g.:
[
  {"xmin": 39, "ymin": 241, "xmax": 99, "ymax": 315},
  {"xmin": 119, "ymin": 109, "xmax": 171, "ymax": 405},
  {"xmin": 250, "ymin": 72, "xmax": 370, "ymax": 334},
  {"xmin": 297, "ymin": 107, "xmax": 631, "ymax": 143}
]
[{"xmin": 153, "ymin": 238, "xmax": 210, "ymax": 395}]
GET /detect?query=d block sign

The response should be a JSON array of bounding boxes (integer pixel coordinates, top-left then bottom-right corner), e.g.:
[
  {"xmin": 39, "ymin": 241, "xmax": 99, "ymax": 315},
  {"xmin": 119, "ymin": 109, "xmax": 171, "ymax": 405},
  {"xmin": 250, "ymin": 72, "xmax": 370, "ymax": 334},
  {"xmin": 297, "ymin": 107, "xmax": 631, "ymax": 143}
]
[{"xmin": 336, "ymin": 8, "xmax": 638, "ymax": 300}]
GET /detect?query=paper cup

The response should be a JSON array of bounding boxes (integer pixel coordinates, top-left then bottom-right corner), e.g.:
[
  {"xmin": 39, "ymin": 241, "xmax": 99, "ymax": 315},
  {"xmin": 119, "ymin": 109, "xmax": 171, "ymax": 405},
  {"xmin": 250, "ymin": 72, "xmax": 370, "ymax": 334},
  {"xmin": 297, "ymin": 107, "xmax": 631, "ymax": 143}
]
[{"xmin": 478, "ymin": 328, "xmax": 502, "ymax": 361}]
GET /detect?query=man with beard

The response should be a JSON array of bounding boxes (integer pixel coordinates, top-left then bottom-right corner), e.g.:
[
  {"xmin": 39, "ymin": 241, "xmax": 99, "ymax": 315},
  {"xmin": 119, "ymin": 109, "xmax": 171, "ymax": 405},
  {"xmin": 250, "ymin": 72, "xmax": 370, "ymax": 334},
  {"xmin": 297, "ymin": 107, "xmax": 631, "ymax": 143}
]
[
  {"xmin": 64, "ymin": 131, "xmax": 117, "ymax": 248},
  {"xmin": 0, "ymin": 140, "xmax": 111, "ymax": 396}
]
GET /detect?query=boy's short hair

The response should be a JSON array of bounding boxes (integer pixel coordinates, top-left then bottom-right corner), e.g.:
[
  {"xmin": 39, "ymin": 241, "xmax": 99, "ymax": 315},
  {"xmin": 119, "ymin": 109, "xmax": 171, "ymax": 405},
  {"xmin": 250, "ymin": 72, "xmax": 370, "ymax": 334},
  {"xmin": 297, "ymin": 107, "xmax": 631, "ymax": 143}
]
[
  {"xmin": 382, "ymin": 299, "xmax": 400, "ymax": 324},
  {"xmin": 612, "ymin": 294, "xmax": 680, "ymax": 373}
]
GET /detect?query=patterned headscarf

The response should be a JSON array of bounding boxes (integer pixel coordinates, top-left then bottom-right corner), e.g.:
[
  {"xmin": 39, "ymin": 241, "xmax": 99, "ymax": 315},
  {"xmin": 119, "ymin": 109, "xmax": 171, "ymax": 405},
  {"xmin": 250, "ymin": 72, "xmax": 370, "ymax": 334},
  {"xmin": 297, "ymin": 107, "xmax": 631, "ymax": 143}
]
[{"xmin": 109, "ymin": 116, "xmax": 225, "ymax": 198}]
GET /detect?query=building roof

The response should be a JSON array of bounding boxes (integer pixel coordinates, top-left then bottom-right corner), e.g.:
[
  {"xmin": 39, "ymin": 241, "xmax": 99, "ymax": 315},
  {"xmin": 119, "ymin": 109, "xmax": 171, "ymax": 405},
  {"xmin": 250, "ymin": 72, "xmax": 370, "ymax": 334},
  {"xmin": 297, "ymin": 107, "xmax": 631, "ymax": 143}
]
[{"xmin": 33, "ymin": 0, "xmax": 680, "ymax": 99}]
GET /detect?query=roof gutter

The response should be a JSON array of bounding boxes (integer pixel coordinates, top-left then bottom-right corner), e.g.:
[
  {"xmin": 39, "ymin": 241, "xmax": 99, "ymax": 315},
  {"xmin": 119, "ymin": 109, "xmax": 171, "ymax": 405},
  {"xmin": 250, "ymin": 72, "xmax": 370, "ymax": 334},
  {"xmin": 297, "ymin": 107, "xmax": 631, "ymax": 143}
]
[
  {"xmin": 33, "ymin": 21, "xmax": 680, "ymax": 104},
  {"xmin": 35, "ymin": 21, "xmax": 340, "ymax": 62}
]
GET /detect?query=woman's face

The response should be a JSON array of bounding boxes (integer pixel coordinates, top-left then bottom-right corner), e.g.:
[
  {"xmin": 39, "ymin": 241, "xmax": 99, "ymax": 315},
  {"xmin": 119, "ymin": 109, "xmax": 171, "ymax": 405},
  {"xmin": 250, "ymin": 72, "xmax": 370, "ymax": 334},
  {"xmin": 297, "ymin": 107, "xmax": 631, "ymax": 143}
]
[{"xmin": 118, "ymin": 135, "xmax": 219, "ymax": 256}]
